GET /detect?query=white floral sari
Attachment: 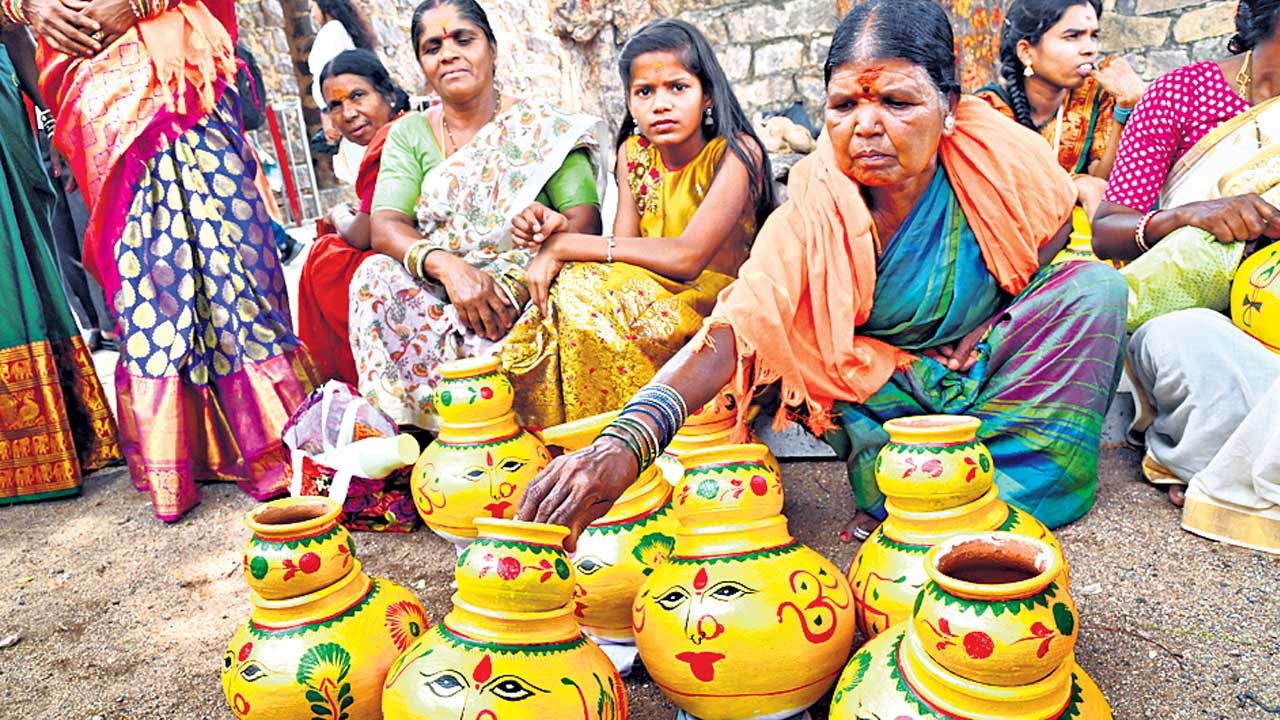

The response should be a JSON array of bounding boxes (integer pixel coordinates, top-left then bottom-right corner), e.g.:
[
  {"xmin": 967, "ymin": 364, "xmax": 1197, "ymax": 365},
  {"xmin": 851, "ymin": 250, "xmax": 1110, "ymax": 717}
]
[{"xmin": 349, "ymin": 100, "xmax": 606, "ymax": 430}]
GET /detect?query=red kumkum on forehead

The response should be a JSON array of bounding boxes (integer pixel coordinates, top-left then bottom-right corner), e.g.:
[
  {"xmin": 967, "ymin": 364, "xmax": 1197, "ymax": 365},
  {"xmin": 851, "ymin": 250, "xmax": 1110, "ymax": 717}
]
[{"xmin": 856, "ymin": 66, "xmax": 886, "ymax": 92}]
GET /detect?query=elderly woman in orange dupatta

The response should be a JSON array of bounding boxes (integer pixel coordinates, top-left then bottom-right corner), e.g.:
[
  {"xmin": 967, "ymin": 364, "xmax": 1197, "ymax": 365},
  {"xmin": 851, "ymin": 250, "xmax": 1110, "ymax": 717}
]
[
  {"xmin": 19, "ymin": 0, "xmax": 318, "ymax": 521},
  {"xmin": 514, "ymin": 0, "xmax": 1128, "ymax": 550},
  {"xmin": 297, "ymin": 49, "xmax": 409, "ymax": 385}
]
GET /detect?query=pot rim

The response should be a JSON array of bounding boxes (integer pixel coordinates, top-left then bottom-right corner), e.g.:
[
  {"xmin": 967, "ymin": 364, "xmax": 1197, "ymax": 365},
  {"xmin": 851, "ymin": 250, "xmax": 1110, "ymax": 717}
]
[
  {"xmin": 677, "ymin": 442, "xmax": 774, "ymax": 470},
  {"xmin": 924, "ymin": 532, "xmax": 1062, "ymax": 600},
  {"xmin": 473, "ymin": 518, "xmax": 570, "ymax": 548},
  {"xmin": 244, "ymin": 496, "xmax": 341, "ymax": 539},
  {"xmin": 883, "ymin": 414, "xmax": 981, "ymax": 445},
  {"xmin": 438, "ymin": 354, "xmax": 502, "ymax": 380}
]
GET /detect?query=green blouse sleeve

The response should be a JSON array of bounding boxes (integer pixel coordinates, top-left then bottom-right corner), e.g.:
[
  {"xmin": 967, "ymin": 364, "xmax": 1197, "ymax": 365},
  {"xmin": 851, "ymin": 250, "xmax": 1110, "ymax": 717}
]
[
  {"xmin": 535, "ymin": 148, "xmax": 599, "ymax": 210},
  {"xmin": 371, "ymin": 113, "xmax": 442, "ymax": 216}
]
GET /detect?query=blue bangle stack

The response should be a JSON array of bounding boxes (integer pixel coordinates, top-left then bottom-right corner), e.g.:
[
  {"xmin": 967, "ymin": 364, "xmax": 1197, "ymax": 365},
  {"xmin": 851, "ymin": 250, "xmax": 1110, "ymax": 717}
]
[{"xmin": 598, "ymin": 383, "xmax": 689, "ymax": 470}]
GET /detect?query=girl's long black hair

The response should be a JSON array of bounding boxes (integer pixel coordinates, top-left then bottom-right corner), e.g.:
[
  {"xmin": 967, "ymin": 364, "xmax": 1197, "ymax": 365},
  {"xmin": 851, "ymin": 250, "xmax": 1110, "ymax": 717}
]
[
  {"xmin": 996, "ymin": 0, "xmax": 1102, "ymax": 129},
  {"xmin": 314, "ymin": 0, "xmax": 378, "ymax": 52},
  {"xmin": 615, "ymin": 19, "xmax": 775, "ymax": 228},
  {"xmin": 319, "ymin": 49, "xmax": 411, "ymax": 115},
  {"xmin": 1231, "ymin": 0, "xmax": 1280, "ymax": 52}
]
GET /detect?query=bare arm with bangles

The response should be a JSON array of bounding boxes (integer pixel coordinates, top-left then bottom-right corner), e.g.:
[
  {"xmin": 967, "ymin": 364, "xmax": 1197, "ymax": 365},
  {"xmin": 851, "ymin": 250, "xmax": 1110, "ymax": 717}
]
[
  {"xmin": 516, "ymin": 325, "xmax": 739, "ymax": 551},
  {"xmin": 1091, "ymin": 196, "xmax": 1280, "ymax": 262}
]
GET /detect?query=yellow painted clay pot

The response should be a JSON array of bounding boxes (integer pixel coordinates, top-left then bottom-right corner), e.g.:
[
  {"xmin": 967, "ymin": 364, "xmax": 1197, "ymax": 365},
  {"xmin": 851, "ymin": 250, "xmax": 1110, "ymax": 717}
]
[
  {"xmin": 382, "ymin": 519, "xmax": 627, "ymax": 719},
  {"xmin": 848, "ymin": 415, "xmax": 1064, "ymax": 639},
  {"xmin": 634, "ymin": 445, "xmax": 856, "ymax": 720},
  {"xmin": 1231, "ymin": 243, "xmax": 1280, "ymax": 353},
  {"xmin": 911, "ymin": 533, "xmax": 1076, "ymax": 686},
  {"xmin": 875, "ymin": 416, "xmax": 993, "ymax": 511},
  {"xmin": 830, "ymin": 533, "xmax": 1112, "ymax": 719},
  {"xmin": 412, "ymin": 358, "xmax": 551, "ymax": 547},
  {"xmin": 223, "ymin": 498, "xmax": 429, "ymax": 720},
  {"xmin": 434, "ymin": 355, "xmax": 515, "ymax": 425},
  {"xmin": 571, "ymin": 464, "xmax": 678, "ymax": 642},
  {"xmin": 241, "ymin": 496, "xmax": 355, "ymax": 600}
]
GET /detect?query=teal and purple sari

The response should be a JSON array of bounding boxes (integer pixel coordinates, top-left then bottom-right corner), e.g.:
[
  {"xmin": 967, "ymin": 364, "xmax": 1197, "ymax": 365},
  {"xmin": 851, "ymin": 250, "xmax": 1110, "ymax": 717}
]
[{"xmin": 824, "ymin": 170, "xmax": 1127, "ymax": 529}]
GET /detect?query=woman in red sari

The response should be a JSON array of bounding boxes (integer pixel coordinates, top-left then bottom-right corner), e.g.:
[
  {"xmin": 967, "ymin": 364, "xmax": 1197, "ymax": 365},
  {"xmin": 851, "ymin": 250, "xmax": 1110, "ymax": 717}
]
[
  {"xmin": 15, "ymin": 0, "xmax": 318, "ymax": 520},
  {"xmin": 297, "ymin": 49, "xmax": 409, "ymax": 384}
]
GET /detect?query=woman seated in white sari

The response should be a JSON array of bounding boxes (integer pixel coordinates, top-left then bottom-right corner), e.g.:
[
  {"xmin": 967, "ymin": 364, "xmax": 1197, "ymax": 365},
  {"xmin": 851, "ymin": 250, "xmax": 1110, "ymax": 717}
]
[
  {"xmin": 1093, "ymin": 0, "xmax": 1280, "ymax": 552},
  {"xmin": 351, "ymin": 0, "xmax": 606, "ymax": 431}
]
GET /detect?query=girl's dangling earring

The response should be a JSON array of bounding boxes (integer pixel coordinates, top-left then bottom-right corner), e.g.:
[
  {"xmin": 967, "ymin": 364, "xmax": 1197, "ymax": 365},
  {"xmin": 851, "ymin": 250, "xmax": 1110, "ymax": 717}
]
[
  {"xmin": 703, "ymin": 105, "xmax": 714, "ymax": 126},
  {"xmin": 1023, "ymin": 63, "xmax": 1035, "ymax": 78}
]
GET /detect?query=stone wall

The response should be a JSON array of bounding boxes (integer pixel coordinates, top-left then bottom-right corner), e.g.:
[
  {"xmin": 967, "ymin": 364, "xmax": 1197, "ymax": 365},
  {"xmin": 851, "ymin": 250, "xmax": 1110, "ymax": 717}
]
[{"xmin": 234, "ymin": 0, "xmax": 1242, "ymax": 193}]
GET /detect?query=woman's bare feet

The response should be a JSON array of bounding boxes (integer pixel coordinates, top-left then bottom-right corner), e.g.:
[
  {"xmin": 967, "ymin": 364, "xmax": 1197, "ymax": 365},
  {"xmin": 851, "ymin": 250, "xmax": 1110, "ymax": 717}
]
[
  {"xmin": 1167, "ymin": 484, "xmax": 1186, "ymax": 507},
  {"xmin": 839, "ymin": 511, "xmax": 882, "ymax": 543}
]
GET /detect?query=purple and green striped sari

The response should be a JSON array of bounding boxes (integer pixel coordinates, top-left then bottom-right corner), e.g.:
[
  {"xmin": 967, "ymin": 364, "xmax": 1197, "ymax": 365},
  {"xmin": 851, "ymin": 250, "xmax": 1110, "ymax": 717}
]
[{"xmin": 823, "ymin": 170, "xmax": 1127, "ymax": 529}]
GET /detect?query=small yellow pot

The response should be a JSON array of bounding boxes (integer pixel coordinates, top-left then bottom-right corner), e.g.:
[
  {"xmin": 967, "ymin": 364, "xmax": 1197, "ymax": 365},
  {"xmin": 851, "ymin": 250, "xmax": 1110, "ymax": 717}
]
[
  {"xmin": 875, "ymin": 415, "xmax": 992, "ymax": 511},
  {"xmin": 433, "ymin": 355, "xmax": 515, "ymax": 425},
  {"xmin": 1232, "ymin": 243, "xmax": 1280, "ymax": 353},
  {"xmin": 635, "ymin": 445, "xmax": 856, "ymax": 720},
  {"xmin": 572, "ymin": 464, "xmax": 678, "ymax": 642},
  {"xmin": 382, "ymin": 520, "xmax": 626, "ymax": 719},
  {"xmin": 830, "ymin": 533, "xmax": 1111, "ymax": 720},
  {"xmin": 242, "ymin": 497, "xmax": 354, "ymax": 601},
  {"xmin": 847, "ymin": 415, "xmax": 1064, "ymax": 640},
  {"xmin": 223, "ymin": 498, "xmax": 429, "ymax": 720},
  {"xmin": 412, "ymin": 360, "xmax": 551, "ymax": 545},
  {"xmin": 911, "ymin": 533, "xmax": 1077, "ymax": 687}
]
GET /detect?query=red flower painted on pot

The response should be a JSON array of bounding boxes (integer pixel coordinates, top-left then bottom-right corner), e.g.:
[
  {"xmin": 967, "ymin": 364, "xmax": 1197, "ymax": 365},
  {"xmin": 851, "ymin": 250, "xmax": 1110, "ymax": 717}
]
[
  {"xmin": 479, "ymin": 386, "xmax": 494, "ymax": 400},
  {"xmin": 281, "ymin": 552, "xmax": 322, "ymax": 581},
  {"xmin": 496, "ymin": 555, "xmax": 522, "ymax": 581},
  {"xmin": 238, "ymin": 642, "xmax": 253, "ymax": 662},
  {"xmin": 963, "ymin": 631, "xmax": 995, "ymax": 659}
]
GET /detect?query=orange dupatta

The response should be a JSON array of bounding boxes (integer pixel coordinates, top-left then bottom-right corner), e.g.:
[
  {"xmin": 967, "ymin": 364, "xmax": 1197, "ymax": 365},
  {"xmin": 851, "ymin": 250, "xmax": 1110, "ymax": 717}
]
[{"xmin": 700, "ymin": 96, "xmax": 1077, "ymax": 435}]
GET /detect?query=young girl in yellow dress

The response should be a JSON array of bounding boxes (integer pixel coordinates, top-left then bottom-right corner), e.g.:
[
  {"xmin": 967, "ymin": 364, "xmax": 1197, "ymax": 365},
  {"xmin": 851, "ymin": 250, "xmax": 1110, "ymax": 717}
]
[{"xmin": 502, "ymin": 18, "xmax": 775, "ymax": 428}]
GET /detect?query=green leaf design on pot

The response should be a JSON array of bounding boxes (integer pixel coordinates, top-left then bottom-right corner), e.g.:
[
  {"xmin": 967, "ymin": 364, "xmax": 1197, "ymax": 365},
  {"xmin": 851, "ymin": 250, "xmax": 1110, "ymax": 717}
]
[
  {"xmin": 1053, "ymin": 602, "xmax": 1075, "ymax": 636},
  {"xmin": 831, "ymin": 651, "xmax": 871, "ymax": 704},
  {"xmin": 696, "ymin": 478, "xmax": 718, "ymax": 499},
  {"xmin": 631, "ymin": 532, "xmax": 676, "ymax": 567},
  {"xmin": 296, "ymin": 642, "xmax": 354, "ymax": 720},
  {"xmin": 979, "ymin": 452, "xmax": 991, "ymax": 472},
  {"xmin": 554, "ymin": 558, "xmax": 571, "ymax": 580},
  {"xmin": 439, "ymin": 389, "xmax": 453, "ymax": 406},
  {"xmin": 249, "ymin": 556, "xmax": 269, "ymax": 580}
]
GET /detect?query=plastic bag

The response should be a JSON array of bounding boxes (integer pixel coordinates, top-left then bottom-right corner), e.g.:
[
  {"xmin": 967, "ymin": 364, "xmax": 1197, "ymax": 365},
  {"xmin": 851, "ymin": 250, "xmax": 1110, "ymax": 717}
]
[
  {"xmin": 1120, "ymin": 226, "xmax": 1245, "ymax": 333},
  {"xmin": 282, "ymin": 381, "xmax": 420, "ymax": 532}
]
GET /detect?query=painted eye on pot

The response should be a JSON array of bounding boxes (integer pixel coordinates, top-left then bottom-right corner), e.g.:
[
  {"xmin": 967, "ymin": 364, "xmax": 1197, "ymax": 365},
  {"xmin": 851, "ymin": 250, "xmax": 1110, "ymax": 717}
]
[
  {"xmin": 222, "ymin": 653, "xmax": 233, "ymax": 672},
  {"xmin": 574, "ymin": 556, "xmax": 613, "ymax": 575},
  {"xmin": 422, "ymin": 670, "xmax": 467, "ymax": 697},
  {"xmin": 462, "ymin": 467, "xmax": 488, "ymax": 482},
  {"xmin": 497, "ymin": 458, "xmax": 526, "ymax": 473},
  {"xmin": 486, "ymin": 675, "xmax": 546, "ymax": 701},
  {"xmin": 707, "ymin": 581, "xmax": 756, "ymax": 602},
  {"xmin": 239, "ymin": 661, "xmax": 269, "ymax": 682},
  {"xmin": 656, "ymin": 587, "xmax": 690, "ymax": 610}
]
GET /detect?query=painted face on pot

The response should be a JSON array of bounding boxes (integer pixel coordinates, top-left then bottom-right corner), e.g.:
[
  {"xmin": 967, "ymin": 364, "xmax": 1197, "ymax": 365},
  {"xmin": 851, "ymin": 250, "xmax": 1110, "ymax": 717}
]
[
  {"xmin": 383, "ymin": 645, "xmax": 626, "ymax": 719},
  {"xmin": 635, "ymin": 556, "xmax": 851, "ymax": 683},
  {"xmin": 413, "ymin": 440, "xmax": 551, "ymax": 537},
  {"xmin": 221, "ymin": 639, "xmax": 359, "ymax": 720},
  {"xmin": 825, "ymin": 58, "xmax": 952, "ymax": 188}
]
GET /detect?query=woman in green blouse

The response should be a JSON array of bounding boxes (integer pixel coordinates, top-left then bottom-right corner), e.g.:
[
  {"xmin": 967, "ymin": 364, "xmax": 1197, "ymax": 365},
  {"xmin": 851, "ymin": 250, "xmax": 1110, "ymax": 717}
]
[{"xmin": 350, "ymin": 0, "xmax": 606, "ymax": 430}]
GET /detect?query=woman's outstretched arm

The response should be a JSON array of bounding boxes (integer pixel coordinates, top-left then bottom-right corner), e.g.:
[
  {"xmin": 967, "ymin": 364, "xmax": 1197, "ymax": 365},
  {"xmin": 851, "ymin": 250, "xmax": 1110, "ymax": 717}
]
[{"xmin": 516, "ymin": 325, "xmax": 740, "ymax": 551}]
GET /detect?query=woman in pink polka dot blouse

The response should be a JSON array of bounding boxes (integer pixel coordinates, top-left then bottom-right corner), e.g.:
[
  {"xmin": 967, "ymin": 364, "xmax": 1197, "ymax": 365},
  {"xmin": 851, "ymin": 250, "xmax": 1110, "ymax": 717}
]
[
  {"xmin": 1092, "ymin": 0, "xmax": 1280, "ymax": 261},
  {"xmin": 1105, "ymin": 0, "xmax": 1280, "ymax": 551}
]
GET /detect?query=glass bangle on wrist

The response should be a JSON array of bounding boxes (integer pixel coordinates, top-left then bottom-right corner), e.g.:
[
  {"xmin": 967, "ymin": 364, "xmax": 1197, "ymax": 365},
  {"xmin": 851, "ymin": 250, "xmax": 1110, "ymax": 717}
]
[
  {"xmin": 1135, "ymin": 210, "xmax": 1158, "ymax": 253},
  {"xmin": 604, "ymin": 234, "xmax": 616, "ymax": 263},
  {"xmin": 1112, "ymin": 104, "xmax": 1134, "ymax": 125}
]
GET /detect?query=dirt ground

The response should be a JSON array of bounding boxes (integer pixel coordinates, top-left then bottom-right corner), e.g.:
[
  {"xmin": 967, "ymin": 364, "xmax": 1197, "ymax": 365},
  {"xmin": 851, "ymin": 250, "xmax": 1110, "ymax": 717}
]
[{"xmin": 0, "ymin": 447, "xmax": 1277, "ymax": 720}]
